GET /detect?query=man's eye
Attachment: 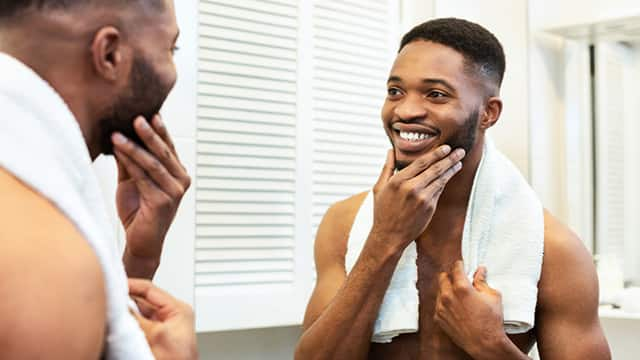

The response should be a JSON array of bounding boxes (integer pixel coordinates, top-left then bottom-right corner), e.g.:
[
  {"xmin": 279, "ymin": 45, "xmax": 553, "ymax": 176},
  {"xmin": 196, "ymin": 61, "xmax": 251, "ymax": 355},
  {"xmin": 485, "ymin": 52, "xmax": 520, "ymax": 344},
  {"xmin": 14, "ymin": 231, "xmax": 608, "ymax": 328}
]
[
  {"xmin": 428, "ymin": 90, "xmax": 446, "ymax": 98},
  {"xmin": 387, "ymin": 88, "xmax": 402, "ymax": 97},
  {"xmin": 171, "ymin": 46, "xmax": 180, "ymax": 54}
]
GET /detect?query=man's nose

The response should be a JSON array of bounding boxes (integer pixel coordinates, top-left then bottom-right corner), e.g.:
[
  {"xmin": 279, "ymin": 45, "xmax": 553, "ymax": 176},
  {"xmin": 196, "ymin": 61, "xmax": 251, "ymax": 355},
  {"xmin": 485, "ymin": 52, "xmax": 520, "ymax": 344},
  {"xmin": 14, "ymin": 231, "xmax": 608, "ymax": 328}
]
[{"xmin": 393, "ymin": 94, "xmax": 426, "ymax": 121}]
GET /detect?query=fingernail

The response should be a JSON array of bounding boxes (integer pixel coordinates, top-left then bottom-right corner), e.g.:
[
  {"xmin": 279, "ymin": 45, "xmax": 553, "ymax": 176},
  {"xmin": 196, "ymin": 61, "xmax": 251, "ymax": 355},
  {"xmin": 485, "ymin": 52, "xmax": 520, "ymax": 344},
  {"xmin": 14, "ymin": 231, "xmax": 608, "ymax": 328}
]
[
  {"xmin": 137, "ymin": 117, "xmax": 150, "ymax": 129},
  {"xmin": 112, "ymin": 133, "xmax": 127, "ymax": 145},
  {"xmin": 454, "ymin": 162, "xmax": 462, "ymax": 171},
  {"xmin": 454, "ymin": 149, "xmax": 466, "ymax": 158},
  {"xmin": 440, "ymin": 145, "xmax": 451, "ymax": 155},
  {"xmin": 154, "ymin": 115, "xmax": 164, "ymax": 127}
]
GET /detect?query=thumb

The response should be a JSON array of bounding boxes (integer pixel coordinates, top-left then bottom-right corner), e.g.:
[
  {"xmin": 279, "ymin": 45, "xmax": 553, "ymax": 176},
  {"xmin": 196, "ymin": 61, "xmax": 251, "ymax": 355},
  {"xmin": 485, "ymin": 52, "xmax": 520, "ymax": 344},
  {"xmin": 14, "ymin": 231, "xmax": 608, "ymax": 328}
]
[
  {"xmin": 472, "ymin": 266, "xmax": 490, "ymax": 291},
  {"xmin": 131, "ymin": 309, "xmax": 155, "ymax": 335},
  {"xmin": 374, "ymin": 149, "xmax": 395, "ymax": 190}
]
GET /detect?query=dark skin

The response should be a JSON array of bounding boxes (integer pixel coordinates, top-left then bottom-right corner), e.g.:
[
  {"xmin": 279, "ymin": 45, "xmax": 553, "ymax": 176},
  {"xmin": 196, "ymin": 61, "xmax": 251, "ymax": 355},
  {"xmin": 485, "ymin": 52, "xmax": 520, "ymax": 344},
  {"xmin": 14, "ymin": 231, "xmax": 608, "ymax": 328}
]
[
  {"xmin": 0, "ymin": 1, "xmax": 188, "ymax": 280},
  {"xmin": 296, "ymin": 40, "xmax": 611, "ymax": 359},
  {"xmin": 0, "ymin": 1, "xmax": 195, "ymax": 358}
]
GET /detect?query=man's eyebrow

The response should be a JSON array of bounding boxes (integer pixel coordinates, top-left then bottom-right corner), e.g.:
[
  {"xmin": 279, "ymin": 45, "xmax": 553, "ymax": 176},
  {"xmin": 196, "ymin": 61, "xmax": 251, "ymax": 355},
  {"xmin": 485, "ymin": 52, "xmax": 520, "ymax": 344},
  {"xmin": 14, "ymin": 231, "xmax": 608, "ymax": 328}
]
[
  {"xmin": 387, "ymin": 75, "xmax": 402, "ymax": 83},
  {"xmin": 422, "ymin": 78, "xmax": 456, "ymax": 93}
]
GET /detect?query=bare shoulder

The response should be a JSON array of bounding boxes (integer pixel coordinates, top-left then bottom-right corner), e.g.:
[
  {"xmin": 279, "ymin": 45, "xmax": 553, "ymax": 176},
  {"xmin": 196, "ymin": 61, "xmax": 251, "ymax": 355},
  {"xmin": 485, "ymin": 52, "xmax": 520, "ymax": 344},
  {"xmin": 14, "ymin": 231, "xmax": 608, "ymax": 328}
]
[
  {"xmin": 539, "ymin": 209, "xmax": 598, "ymax": 313},
  {"xmin": 314, "ymin": 191, "xmax": 369, "ymax": 269},
  {"xmin": 0, "ymin": 168, "xmax": 106, "ymax": 358}
]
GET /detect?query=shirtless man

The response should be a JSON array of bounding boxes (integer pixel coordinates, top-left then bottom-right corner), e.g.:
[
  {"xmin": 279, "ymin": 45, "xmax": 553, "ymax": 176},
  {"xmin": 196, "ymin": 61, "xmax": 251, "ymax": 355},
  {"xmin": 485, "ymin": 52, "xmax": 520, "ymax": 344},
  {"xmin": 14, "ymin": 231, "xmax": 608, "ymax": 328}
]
[
  {"xmin": 295, "ymin": 18, "xmax": 611, "ymax": 359},
  {"xmin": 0, "ymin": 0, "xmax": 195, "ymax": 358}
]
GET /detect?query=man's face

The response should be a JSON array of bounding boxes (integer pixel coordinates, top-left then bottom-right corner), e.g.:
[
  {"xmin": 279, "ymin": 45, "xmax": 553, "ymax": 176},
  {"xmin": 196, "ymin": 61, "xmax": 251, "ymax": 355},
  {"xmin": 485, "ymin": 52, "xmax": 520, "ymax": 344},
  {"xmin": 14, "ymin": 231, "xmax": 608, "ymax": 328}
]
[
  {"xmin": 99, "ymin": 0, "xmax": 179, "ymax": 155},
  {"xmin": 381, "ymin": 40, "xmax": 484, "ymax": 170}
]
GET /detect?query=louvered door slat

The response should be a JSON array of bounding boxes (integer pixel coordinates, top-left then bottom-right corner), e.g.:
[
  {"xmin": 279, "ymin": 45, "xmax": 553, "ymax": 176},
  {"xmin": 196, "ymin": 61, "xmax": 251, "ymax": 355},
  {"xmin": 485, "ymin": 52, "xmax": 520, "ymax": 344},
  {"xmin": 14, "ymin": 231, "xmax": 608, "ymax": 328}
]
[{"xmin": 196, "ymin": 0, "xmax": 301, "ymax": 332}]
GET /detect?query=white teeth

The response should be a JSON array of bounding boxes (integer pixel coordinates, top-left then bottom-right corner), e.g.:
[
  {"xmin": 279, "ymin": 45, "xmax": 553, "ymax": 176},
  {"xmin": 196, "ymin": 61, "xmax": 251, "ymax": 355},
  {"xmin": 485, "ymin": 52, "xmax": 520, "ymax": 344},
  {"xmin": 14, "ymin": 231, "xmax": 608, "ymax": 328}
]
[{"xmin": 400, "ymin": 131, "xmax": 431, "ymax": 142}]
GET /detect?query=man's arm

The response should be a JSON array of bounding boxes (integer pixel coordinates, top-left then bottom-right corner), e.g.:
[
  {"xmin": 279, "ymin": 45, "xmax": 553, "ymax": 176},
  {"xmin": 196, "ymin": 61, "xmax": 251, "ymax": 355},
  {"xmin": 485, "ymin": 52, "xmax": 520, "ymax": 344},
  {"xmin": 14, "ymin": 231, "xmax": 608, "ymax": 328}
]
[
  {"xmin": 0, "ymin": 169, "xmax": 106, "ymax": 359},
  {"xmin": 535, "ymin": 211, "xmax": 611, "ymax": 359},
  {"xmin": 295, "ymin": 193, "xmax": 402, "ymax": 360},
  {"xmin": 295, "ymin": 146, "xmax": 465, "ymax": 360},
  {"xmin": 112, "ymin": 115, "xmax": 191, "ymax": 279}
]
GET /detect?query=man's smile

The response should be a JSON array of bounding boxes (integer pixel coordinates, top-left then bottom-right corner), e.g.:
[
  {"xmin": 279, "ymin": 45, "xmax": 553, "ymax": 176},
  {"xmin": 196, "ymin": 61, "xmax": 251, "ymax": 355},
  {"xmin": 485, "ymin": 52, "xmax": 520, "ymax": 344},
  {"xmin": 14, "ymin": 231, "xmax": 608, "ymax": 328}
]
[{"xmin": 391, "ymin": 122, "xmax": 441, "ymax": 153}]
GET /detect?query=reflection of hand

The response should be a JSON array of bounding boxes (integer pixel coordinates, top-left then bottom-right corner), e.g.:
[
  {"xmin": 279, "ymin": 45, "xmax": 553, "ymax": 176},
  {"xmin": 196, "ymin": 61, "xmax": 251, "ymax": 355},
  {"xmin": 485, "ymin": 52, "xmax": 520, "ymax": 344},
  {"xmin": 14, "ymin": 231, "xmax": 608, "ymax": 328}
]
[
  {"xmin": 129, "ymin": 279, "xmax": 198, "ymax": 360},
  {"xmin": 368, "ymin": 146, "xmax": 465, "ymax": 256},
  {"xmin": 112, "ymin": 115, "xmax": 191, "ymax": 279},
  {"xmin": 435, "ymin": 261, "xmax": 510, "ymax": 359}
]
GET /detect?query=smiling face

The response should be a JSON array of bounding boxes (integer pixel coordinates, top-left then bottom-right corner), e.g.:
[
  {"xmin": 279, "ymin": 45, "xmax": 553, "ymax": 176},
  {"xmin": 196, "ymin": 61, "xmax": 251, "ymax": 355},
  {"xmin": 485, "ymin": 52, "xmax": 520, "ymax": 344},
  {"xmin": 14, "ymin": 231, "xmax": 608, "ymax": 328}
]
[{"xmin": 382, "ymin": 40, "xmax": 487, "ymax": 170}]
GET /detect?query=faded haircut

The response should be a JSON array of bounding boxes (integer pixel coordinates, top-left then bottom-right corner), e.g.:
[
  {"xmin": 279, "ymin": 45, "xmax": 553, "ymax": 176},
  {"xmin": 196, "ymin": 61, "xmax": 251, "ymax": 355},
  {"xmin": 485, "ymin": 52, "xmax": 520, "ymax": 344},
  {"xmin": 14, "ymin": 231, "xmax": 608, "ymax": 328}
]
[
  {"xmin": 0, "ymin": 0, "xmax": 165, "ymax": 21},
  {"xmin": 400, "ymin": 18, "xmax": 506, "ymax": 90}
]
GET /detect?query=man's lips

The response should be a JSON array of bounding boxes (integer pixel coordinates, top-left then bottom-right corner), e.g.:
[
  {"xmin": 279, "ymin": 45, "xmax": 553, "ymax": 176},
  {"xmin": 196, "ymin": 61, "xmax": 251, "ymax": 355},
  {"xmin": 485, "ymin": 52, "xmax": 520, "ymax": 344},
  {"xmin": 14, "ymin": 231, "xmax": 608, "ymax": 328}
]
[{"xmin": 391, "ymin": 122, "xmax": 440, "ymax": 153}]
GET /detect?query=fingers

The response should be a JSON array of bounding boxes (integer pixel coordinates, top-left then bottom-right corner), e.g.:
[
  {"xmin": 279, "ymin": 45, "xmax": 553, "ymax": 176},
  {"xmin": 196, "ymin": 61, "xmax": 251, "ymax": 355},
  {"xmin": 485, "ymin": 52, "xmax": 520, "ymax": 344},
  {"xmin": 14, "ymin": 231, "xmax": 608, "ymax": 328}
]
[
  {"xmin": 128, "ymin": 278, "xmax": 181, "ymax": 321},
  {"xmin": 374, "ymin": 149, "xmax": 395, "ymax": 192},
  {"xmin": 112, "ymin": 131, "xmax": 186, "ymax": 199},
  {"xmin": 412, "ymin": 148, "xmax": 465, "ymax": 189},
  {"xmin": 133, "ymin": 116, "xmax": 190, "ymax": 187},
  {"xmin": 450, "ymin": 260, "xmax": 470, "ymax": 288},
  {"xmin": 151, "ymin": 114, "xmax": 177, "ymax": 156},
  {"xmin": 116, "ymin": 153, "xmax": 130, "ymax": 181},
  {"xmin": 132, "ymin": 295, "xmax": 159, "ymax": 320},
  {"xmin": 130, "ymin": 308, "xmax": 154, "ymax": 335},
  {"xmin": 113, "ymin": 148, "xmax": 158, "ymax": 195},
  {"xmin": 394, "ymin": 145, "xmax": 452, "ymax": 181},
  {"xmin": 438, "ymin": 271, "xmax": 453, "ymax": 296},
  {"xmin": 419, "ymin": 156, "xmax": 463, "ymax": 202},
  {"xmin": 472, "ymin": 266, "xmax": 490, "ymax": 291}
]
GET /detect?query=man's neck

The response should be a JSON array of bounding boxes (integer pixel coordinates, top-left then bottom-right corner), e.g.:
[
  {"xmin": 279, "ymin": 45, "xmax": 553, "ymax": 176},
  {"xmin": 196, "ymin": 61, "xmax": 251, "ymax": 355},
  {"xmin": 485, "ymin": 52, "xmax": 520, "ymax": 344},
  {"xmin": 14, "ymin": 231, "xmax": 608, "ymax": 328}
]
[{"xmin": 437, "ymin": 136, "xmax": 485, "ymax": 211}]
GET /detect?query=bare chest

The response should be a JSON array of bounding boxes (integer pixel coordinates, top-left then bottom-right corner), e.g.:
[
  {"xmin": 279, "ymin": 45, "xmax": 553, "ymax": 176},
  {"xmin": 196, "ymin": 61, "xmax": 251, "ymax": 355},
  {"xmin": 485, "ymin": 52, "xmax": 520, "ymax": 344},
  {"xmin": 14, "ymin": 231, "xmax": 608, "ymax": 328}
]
[
  {"xmin": 369, "ymin": 227, "xmax": 470, "ymax": 359},
  {"xmin": 368, "ymin": 228, "xmax": 534, "ymax": 359}
]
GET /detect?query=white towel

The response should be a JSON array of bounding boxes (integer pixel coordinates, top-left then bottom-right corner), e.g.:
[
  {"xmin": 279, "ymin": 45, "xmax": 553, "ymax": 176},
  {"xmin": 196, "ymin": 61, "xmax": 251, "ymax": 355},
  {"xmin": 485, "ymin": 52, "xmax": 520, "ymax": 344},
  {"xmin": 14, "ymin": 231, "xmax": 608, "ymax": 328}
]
[
  {"xmin": 0, "ymin": 52, "xmax": 154, "ymax": 359},
  {"xmin": 345, "ymin": 139, "xmax": 544, "ymax": 343}
]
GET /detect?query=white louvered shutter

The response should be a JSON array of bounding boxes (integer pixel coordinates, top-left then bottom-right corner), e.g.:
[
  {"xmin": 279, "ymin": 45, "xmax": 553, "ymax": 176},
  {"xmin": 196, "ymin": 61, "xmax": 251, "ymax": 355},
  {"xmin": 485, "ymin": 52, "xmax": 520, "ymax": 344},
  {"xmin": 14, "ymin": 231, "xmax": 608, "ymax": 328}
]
[
  {"xmin": 195, "ymin": 0, "xmax": 399, "ymax": 331},
  {"xmin": 310, "ymin": 0, "xmax": 398, "ymax": 268},
  {"xmin": 195, "ymin": 0, "xmax": 304, "ymax": 331}
]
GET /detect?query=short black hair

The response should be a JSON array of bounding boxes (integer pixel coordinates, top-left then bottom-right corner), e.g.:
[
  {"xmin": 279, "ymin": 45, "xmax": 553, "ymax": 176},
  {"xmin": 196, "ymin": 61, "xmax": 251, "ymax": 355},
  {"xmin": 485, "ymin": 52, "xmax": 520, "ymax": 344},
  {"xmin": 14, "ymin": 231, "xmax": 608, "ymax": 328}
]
[
  {"xmin": 400, "ymin": 18, "xmax": 506, "ymax": 89},
  {"xmin": 0, "ymin": 0, "xmax": 164, "ymax": 21}
]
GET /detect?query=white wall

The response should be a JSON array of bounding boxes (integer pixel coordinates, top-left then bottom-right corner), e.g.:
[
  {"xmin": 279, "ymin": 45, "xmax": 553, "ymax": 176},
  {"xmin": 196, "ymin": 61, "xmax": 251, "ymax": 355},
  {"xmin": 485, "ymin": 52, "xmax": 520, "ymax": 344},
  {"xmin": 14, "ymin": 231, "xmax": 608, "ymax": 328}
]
[{"xmin": 528, "ymin": 0, "xmax": 640, "ymax": 358}]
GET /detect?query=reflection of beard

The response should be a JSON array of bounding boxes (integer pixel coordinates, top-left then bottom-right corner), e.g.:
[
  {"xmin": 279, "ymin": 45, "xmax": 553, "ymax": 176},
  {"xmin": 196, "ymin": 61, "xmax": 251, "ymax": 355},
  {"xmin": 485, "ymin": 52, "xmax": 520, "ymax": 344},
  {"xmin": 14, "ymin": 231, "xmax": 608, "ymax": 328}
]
[
  {"xmin": 394, "ymin": 110, "xmax": 479, "ymax": 170},
  {"xmin": 446, "ymin": 109, "xmax": 479, "ymax": 156},
  {"xmin": 99, "ymin": 55, "xmax": 171, "ymax": 155}
]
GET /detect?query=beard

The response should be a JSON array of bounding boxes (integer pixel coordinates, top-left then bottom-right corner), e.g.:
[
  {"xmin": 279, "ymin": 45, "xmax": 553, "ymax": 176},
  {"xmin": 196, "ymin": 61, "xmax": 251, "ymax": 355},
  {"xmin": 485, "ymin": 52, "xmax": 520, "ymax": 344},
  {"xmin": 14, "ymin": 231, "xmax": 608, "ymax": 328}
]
[
  {"xmin": 394, "ymin": 110, "xmax": 479, "ymax": 171},
  {"xmin": 98, "ymin": 55, "xmax": 171, "ymax": 155}
]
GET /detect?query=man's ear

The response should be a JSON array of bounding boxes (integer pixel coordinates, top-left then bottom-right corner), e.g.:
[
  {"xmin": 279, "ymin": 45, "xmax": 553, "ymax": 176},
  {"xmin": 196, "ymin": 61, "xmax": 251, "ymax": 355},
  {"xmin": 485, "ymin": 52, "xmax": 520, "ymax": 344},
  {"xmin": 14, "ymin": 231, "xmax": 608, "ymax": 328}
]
[
  {"xmin": 479, "ymin": 96, "xmax": 502, "ymax": 130},
  {"xmin": 90, "ymin": 26, "xmax": 125, "ymax": 82}
]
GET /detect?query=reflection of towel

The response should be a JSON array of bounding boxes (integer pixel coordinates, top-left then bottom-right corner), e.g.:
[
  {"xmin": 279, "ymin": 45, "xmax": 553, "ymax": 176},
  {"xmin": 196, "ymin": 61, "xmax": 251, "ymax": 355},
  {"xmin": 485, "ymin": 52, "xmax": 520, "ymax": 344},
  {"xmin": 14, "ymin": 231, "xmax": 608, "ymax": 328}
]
[
  {"xmin": 0, "ymin": 53, "xmax": 154, "ymax": 359},
  {"xmin": 345, "ymin": 139, "xmax": 544, "ymax": 343}
]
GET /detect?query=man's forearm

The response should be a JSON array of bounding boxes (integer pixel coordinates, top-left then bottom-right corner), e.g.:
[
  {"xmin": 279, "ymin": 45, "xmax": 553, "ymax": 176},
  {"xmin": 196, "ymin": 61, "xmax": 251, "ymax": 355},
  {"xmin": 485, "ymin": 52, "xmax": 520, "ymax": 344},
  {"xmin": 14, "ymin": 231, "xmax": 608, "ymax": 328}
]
[
  {"xmin": 123, "ymin": 247, "xmax": 160, "ymax": 280},
  {"xmin": 295, "ymin": 235, "xmax": 404, "ymax": 360}
]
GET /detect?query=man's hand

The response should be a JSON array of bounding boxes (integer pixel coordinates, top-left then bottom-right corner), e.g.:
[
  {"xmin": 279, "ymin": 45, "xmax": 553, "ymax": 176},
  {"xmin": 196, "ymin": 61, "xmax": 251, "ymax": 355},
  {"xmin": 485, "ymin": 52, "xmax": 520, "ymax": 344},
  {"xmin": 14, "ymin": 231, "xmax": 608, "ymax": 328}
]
[
  {"xmin": 129, "ymin": 279, "xmax": 198, "ymax": 360},
  {"xmin": 112, "ymin": 115, "xmax": 191, "ymax": 279},
  {"xmin": 368, "ymin": 146, "xmax": 465, "ymax": 257},
  {"xmin": 435, "ymin": 261, "xmax": 528, "ymax": 360}
]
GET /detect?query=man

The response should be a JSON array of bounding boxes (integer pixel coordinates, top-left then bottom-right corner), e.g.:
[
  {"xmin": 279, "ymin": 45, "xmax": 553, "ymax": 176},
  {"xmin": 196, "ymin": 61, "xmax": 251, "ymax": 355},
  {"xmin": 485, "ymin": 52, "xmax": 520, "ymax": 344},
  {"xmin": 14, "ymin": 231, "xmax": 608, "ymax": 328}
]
[
  {"xmin": 0, "ymin": 1, "xmax": 195, "ymax": 358},
  {"xmin": 296, "ymin": 18, "xmax": 611, "ymax": 359}
]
